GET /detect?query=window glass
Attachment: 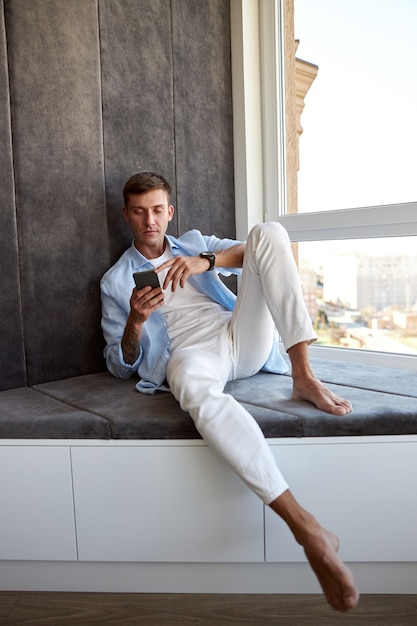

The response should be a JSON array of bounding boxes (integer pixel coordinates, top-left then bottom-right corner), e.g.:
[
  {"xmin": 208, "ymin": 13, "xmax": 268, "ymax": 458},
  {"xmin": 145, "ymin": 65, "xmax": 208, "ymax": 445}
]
[
  {"xmin": 294, "ymin": 0, "xmax": 417, "ymax": 213},
  {"xmin": 298, "ymin": 237, "xmax": 417, "ymax": 355}
]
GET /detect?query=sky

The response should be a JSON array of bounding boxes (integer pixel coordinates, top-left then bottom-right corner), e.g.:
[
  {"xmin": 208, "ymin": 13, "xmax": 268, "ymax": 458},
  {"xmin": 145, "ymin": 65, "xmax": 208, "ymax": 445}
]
[{"xmin": 294, "ymin": 0, "xmax": 417, "ymax": 214}]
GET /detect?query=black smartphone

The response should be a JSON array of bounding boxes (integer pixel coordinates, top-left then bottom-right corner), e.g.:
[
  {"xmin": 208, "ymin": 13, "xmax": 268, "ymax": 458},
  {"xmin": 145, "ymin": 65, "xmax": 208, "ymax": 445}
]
[{"xmin": 133, "ymin": 270, "xmax": 160, "ymax": 290}]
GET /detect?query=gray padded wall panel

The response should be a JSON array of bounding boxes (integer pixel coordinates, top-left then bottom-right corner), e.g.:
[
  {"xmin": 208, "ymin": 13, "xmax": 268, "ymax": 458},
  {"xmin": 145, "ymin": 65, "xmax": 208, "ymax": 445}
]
[
  {"xmin": 172, "ymin": 0, "xmax": 235, "ymax": 239},
  {"xmin": 6, "ymin": 0, "xmax": 108, "ymax": 384},
  {"xmin": 0, "ymin": 1, "xmax": 26, "ymax": 390},
  {"xmin": 99, "ymin": 0, "xmax": 177, "ymax": 265},
  {"xmin": 1, "ymin": 0, "xmax": 235, "ymax": 388}
]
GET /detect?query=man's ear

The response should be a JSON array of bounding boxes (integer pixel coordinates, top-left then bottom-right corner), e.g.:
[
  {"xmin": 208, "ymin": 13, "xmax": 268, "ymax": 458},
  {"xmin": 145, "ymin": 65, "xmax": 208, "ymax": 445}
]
[
  {"xmin": 168, "ymin": 204, "xmax": 174, "ymax": 221},
  {"xmin": 122, "ymin": 206, "xmax": 129, "ymax": 222}
]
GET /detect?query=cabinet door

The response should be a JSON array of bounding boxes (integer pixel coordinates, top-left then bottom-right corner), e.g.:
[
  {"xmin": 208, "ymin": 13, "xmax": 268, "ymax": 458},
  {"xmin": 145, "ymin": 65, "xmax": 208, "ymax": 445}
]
[
  {"xmin": 0, "ymin": 446, "xmax": 77, "ymax": 560},
  {"xmin": 71, "ymin": 445, "xmax": 264, "ymax": 562},
  {"xmin": 265, "ymin": 440, "xmax": 417, "ymax": 562}
]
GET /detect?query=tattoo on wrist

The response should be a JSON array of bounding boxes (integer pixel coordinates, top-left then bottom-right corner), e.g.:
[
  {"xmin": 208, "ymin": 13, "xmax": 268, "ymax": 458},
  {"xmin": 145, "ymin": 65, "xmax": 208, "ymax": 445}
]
[{"xmin": 123, "ymin": 338, "xmax": 140, "ymax": 364}]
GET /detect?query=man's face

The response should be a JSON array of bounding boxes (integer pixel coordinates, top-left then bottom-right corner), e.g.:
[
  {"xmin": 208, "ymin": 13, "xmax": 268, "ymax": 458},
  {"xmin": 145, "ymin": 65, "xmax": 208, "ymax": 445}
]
[{"xmin": 123, "ymin": 189, "xmax": 174, "ymax": 258}]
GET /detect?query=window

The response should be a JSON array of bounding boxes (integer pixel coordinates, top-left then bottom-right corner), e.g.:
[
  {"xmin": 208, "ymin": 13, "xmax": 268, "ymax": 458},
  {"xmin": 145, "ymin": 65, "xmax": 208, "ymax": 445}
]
[
  {"xmin": 231, "ymin": 0, "xmax": 417, "ymax": 369},
  {"xmin": 284, "ymin": 0, "xmax": 417, "ymax": 368}
]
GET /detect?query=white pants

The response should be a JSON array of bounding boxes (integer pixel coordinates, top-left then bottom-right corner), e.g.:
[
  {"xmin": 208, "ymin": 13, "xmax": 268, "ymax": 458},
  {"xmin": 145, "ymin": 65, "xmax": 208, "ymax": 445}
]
[{"xmin": 167, "ymin": 223, "xmax": 316, "ymax": 504}]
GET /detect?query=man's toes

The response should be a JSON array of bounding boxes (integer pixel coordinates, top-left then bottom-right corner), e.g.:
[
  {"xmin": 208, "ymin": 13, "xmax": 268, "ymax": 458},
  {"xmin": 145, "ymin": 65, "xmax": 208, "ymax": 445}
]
[{"xmin": 333, "ymin": 405, "xmax": 348, "ymax": 416}]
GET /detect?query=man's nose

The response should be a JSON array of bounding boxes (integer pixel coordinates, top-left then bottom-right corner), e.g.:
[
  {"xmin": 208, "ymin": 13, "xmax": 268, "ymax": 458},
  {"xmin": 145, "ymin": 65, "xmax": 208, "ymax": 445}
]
[{"xmin": 144, "ymin": 210, "xmax": 155, "ymax": 224}]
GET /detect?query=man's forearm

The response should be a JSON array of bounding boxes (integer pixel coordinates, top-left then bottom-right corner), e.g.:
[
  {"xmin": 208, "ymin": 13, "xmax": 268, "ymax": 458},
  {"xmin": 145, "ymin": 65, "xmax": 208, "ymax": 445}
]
[
  {"xmin": 215, "ymin": 243, "xmax": 246, "ymax": 269},
  {"xmin": 121, "ymin": 317, "xmax": 143, "ymax": 364}
]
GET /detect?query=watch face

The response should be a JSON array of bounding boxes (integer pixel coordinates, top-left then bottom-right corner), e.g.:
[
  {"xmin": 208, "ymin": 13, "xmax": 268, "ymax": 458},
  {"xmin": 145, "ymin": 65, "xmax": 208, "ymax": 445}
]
[{"xmin": 200, "ymin": 251, "xmax": 215, "ymax": 269}]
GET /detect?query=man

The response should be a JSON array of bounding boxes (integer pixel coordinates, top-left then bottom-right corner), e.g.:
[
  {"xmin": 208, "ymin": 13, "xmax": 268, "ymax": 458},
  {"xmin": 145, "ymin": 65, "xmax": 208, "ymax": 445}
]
[{"xmin": 101, "ymin": 171, "xmax": 359, "ymax": 612}]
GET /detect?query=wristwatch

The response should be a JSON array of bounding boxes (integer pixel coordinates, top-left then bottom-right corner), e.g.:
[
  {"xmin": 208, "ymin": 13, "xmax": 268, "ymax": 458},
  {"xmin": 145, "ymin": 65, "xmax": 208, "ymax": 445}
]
[{"xmin": 199, "ymin": 251, "xmax": 216, "ymax": 271}]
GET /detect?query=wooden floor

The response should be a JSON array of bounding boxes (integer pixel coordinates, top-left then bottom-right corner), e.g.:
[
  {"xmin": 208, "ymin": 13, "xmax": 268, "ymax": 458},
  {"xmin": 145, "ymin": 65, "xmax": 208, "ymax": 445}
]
[{"xmin": 0, "ymin": 593, "xmax": 416, "ymax": 625}]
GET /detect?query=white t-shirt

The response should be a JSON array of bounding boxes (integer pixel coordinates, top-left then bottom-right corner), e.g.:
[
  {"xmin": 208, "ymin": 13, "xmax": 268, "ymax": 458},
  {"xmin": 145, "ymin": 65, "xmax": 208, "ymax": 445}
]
[{"xmin": 151, "ymin": 248, "xmax": 232, "ymax": 352}]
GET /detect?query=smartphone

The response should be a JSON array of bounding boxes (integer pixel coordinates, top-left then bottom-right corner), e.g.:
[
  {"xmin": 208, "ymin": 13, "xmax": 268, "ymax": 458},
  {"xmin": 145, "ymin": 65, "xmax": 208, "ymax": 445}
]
[{"xmin": 133, "ymin": 270, "xmax": 160, "ymax": 290}]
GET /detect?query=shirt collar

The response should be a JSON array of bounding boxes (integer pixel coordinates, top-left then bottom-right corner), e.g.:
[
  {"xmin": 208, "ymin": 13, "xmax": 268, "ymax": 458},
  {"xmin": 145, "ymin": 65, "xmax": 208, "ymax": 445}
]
[{"xmin": 130, "ymin": 235, "xmax": 179, "ymax": 268}]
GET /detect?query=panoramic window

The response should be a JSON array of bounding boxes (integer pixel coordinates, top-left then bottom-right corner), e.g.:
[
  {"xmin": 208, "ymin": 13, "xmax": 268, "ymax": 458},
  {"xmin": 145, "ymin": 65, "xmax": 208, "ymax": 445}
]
[{"xmin": 285, "ymin": 0, "xmax": 417, "ymax": 365}]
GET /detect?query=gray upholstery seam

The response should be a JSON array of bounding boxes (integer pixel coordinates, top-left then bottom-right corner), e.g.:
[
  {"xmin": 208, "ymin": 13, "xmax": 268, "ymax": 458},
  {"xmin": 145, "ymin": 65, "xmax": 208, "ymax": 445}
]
[
  {"xmin": 29, "ymin": 385, "xmax": 115, "ymax": 438},
  {"xmin": 317, "ymin": 380, "xmax": 417, "ymax": 399}
]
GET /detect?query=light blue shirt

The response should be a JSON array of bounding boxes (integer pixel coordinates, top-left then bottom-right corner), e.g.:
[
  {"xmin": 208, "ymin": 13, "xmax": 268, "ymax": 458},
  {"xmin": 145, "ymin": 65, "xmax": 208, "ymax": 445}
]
[{"xmin": 100, "ymin": 229, "xmax": 288, "ymax": 393}]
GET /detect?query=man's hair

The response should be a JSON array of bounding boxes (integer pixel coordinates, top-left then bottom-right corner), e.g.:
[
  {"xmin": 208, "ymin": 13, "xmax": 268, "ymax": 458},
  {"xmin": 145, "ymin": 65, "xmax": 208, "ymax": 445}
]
[{"xmin": 123, "ymin": 171, "xmax": 172, "ymax": 206}]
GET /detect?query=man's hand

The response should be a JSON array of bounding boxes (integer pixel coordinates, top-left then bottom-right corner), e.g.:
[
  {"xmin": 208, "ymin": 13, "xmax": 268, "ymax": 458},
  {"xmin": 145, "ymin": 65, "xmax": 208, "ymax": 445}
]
[
  {"xmin": 121, "ymin": 285, "xmax": 164, "ymax": 364},
  {"xmin": 129, "ymin": 285, "xmax": 164, "ymax": 324},
  {"xmin": 156, "ymin": 256, "xmax": 210, "ymax": 291},
  {"xmin": 155, "ymin": 244, "xmax": 245, "ymax": 292}
]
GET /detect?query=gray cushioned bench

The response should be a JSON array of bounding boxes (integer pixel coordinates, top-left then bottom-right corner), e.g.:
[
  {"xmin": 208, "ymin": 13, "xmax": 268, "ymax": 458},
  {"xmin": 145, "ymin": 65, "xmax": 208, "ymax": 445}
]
[
  {"xmin": 2, "ymin": 358, "xmax": 417, "ymax": 596},
  {"xmin": 1, "ymin": 359, "xmax": 416, "ymax": 440}
]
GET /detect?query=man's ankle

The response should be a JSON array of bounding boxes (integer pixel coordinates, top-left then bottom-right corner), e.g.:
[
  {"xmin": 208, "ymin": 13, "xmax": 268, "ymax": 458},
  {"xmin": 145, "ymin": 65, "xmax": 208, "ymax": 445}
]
[
  {"xmin": 287, "ymin": 341, "xmax": 314, "ymax": 377},
  {"xmin": 269, "ymin": 490, "xmax": 318, "ymax": 544}
]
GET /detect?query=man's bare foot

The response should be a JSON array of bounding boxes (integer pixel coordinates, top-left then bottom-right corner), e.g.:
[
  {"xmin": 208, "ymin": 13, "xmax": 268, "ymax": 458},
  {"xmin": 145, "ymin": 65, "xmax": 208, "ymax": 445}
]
[
  {"xmin": 302, "ymin": 524, "xmax": 359, "ymax": 612},
  {"xmin": 270, "ymin": 491, "xmax": 359, "ymax": 613},
  {"xmin": 287, "ymin": 341, "xmax": 352, "ymax": 415},
  {"xmin": 292, "ymin": 375, "xmax": 352, "ymax": 415}
]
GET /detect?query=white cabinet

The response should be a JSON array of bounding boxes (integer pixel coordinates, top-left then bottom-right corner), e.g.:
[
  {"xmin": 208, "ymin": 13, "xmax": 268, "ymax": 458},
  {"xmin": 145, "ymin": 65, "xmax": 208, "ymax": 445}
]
[
  {"xmin": 71, "ymin": 444, "xmax": 264, "ymax": 563},
  {"xmin": 265, "ymin": 439, "xmax": 417, "ymax": 563},
  {"xmin": 0, "ymin": 446, "xmax": 77, "ymax": 561},
  {"xmin": 3, "ymin": 436, "xmax": 416, "ymax": 570}
]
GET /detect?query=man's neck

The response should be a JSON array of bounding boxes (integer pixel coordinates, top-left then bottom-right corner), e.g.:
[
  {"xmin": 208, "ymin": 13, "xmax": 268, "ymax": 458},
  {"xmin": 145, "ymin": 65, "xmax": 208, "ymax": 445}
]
[{"xmin": 134, "ymin": 237, "xmax": 167, "ymax": 260}]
